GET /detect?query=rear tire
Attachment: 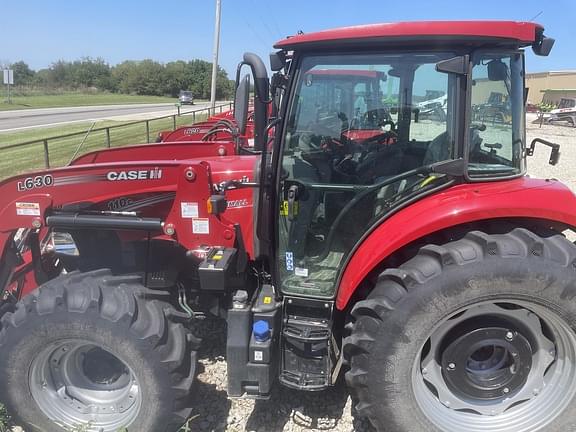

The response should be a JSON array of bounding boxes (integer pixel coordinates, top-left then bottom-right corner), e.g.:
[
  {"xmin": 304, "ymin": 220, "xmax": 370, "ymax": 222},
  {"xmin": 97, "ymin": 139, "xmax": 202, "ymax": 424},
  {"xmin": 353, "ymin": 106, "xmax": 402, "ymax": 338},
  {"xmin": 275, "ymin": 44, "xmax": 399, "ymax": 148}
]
[
  {"xmin": 344, "ymin": 228, "xmax": 576, "ymax": 432},
  {"xmin": 0, "ymin": 269, "xmax": 198, "ymax": 432}
]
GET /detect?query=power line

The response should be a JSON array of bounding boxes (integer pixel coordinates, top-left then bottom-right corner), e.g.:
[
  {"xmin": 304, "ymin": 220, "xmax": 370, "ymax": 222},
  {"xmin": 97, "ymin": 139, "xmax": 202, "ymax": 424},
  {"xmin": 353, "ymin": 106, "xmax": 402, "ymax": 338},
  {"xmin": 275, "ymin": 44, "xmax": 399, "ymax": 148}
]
[
  {"xmin": 237, "ymin": 6, "xmax": 271, "ymax": 52},
  {"xmin": 528, "ymin": 10, "xmax": 543, "ymax": 22},
  {"xmin": 248, "ymin": 0, "xmax": 282, "ymax": 41}
]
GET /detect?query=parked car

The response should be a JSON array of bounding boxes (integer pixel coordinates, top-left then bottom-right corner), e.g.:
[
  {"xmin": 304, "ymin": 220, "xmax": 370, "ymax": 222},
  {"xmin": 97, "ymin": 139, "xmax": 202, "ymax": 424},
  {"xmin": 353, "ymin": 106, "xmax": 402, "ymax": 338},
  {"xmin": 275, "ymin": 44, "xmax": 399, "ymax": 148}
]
[{"xmin": 178, "ymin": 90, "xmax": 194, "ymax": 105}]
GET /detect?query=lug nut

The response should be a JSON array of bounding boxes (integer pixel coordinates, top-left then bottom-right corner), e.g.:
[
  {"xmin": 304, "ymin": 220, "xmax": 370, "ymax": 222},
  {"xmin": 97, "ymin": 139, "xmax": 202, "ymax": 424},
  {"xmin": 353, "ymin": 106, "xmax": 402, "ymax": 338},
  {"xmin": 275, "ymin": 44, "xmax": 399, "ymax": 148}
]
[
  {"xmin": 447, "ymin": 363, "xmax": 456, "ymax": 370},
  {"xmin": 503, "ymin": 387, "xmax": 510, "ymax": 394},
  {"xmin": 505, "ymin": 331, "xmax": 514, "ymax": 341}
]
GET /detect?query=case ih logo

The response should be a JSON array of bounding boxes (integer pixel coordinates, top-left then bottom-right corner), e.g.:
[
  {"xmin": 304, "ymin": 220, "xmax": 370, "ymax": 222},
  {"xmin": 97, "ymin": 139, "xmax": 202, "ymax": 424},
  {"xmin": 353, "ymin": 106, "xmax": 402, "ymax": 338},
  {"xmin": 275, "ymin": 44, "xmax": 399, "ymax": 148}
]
[{"xmin": 106, "ymin": 168, "xmax": 163, "ymax": 181}]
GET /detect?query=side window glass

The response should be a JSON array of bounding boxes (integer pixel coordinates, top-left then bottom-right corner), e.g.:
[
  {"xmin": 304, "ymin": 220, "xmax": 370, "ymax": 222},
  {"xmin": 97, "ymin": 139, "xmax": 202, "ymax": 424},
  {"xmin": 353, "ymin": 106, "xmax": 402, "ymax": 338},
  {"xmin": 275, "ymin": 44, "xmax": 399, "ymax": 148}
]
[
  {"xmin": 471, "ymin": 58, "xmax": 512, "ymax": 159},
  {"xmin": 410, "ymin": 63, "xmax": 449, "ymax": 143},
  {"xmin": 353, "ymin": 82, "xmax": 368, "ymax": 118},
  {"xmin": 469, "ymin": 54, "xmax": 523, "ymax": 177}
]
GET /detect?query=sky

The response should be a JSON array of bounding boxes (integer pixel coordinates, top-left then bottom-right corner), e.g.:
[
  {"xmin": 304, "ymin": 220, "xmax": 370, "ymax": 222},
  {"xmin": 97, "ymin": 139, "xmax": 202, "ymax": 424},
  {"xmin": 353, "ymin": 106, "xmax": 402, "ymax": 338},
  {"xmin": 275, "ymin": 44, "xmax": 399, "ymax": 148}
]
[{"xmin": 1, "ymin": 0, "xmax": 575, "ymax": 77}]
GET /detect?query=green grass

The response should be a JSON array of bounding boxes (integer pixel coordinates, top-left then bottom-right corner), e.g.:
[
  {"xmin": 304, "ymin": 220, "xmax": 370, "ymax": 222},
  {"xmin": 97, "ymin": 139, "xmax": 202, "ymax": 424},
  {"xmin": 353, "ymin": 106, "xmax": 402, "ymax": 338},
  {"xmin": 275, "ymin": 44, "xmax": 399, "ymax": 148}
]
[
  {"xmin": 0, "ymin": 403, "xmax": 10, "ymax": 432},
  {"xmin": 0, "ymin": 112, "xmax": 208, "ymax": 180},
  {"xmin": 0, "ymin": 93, "xmax": 181, "ymax": 111}
]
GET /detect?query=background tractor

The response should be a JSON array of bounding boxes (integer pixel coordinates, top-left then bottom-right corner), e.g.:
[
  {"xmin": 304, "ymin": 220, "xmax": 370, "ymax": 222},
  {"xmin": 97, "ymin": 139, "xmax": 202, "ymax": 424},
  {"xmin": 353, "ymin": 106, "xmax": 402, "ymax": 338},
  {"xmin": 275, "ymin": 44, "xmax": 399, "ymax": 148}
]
[{"xmin": 0, "ymin": 20, "xmax": 574, "ymax": 432}]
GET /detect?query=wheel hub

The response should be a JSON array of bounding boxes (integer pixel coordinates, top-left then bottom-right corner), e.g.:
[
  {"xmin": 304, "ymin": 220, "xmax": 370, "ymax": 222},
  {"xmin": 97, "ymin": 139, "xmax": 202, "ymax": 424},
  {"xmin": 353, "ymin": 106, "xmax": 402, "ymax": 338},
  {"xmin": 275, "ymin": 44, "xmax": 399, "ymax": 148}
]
[
  {"xmin": 29, "ymin": 340, "xmax": 141, "ymax": 432},
  {"xmin": 82, "ymin": 347, "xmax": 128, "ymax": 385},
  {"xmin": 441, "ymin": 327, "xmax": 532, "ymax": 401},
  {"xmin": 412, "ymin": 300, "xmax": 576, "ymax": 432}
]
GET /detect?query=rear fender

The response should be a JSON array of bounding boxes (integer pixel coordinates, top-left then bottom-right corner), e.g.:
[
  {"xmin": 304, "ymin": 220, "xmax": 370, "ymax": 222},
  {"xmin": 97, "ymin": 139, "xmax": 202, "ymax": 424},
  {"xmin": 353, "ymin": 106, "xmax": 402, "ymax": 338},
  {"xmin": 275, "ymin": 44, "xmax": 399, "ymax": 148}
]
[{"xmin": 335, "ymin": 177, "xmax": 576, "ymax": 310}]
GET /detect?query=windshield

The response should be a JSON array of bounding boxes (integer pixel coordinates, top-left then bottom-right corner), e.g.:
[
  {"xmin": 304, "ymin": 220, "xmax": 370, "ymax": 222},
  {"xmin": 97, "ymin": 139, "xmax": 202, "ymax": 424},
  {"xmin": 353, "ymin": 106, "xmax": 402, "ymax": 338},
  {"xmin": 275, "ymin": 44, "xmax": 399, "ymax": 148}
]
[{"xmin": 277, "ymin": 52, "xmax": 458, "ymax": 297}]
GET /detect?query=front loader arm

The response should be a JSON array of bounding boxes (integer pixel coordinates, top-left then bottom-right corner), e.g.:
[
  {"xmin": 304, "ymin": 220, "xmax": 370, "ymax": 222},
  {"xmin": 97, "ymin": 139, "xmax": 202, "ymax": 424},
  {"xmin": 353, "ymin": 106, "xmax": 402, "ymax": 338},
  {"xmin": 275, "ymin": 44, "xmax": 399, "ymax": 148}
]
[
  {"xmin": 0, "ymin": 160, "xmax": 237, "ymax": 299},
  {"xmin": 71, "ymin": 140, "xmax": 237, "ymax": 165}
]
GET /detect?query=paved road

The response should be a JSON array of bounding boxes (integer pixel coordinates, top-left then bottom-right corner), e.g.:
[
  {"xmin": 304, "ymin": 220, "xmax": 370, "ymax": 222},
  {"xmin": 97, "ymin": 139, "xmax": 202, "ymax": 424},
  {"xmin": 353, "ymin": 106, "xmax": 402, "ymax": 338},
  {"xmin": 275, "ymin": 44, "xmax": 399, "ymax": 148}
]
[{"xmin": 0, "ymin": 102, "xmax": 214, "ymax": 133}]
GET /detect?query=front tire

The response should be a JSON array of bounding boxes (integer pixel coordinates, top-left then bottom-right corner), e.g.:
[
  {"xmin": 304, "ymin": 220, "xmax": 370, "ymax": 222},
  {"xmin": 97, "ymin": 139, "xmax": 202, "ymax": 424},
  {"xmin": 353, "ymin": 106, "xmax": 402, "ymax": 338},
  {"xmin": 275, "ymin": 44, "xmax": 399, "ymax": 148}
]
[
  {"xmin": 344, "ymin": 228, "xmax": 576, "ymax": 432},
  {"xmin": 0, "ymin": 269, "xmax": 198, "ymax": 432}
]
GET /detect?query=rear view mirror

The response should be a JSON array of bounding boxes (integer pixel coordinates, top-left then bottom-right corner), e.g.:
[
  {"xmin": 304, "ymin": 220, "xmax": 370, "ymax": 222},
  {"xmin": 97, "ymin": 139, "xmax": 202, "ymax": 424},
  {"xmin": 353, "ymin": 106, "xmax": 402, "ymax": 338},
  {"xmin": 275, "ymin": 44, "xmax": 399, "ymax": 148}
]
[
  {"xmin": 270, "ymin": 51, "xmax": 286, "ymax": 72},
  {"xmin": 533, "ymin": 36, "xmax": 555, "ymax": 57},
  {"xmin": 487, "ymin": 60, "xmax": 508, "ymax": 81},
  {"xmin": 436, "ymin": 55, "xmax": 469, "ymax": 75},
  {"xmin": 234, "ymin": 74, "xmax": 250, "ymax": 136}
]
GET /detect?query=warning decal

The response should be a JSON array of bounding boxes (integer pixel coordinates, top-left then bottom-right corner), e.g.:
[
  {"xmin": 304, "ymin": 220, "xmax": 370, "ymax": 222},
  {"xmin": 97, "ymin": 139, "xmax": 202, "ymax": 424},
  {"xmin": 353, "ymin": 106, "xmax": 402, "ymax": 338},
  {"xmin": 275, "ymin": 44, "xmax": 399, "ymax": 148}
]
[
  {"xmin": 16, "ymin": 202, "xmax": 40, "ymax": 216},
  {"xmin": 181, "ymin": 202, "xmax": 199, "ymax": 218},
  {"xmin": 192, "ymin": 218, "xmax": 210, "ymax": 234}
]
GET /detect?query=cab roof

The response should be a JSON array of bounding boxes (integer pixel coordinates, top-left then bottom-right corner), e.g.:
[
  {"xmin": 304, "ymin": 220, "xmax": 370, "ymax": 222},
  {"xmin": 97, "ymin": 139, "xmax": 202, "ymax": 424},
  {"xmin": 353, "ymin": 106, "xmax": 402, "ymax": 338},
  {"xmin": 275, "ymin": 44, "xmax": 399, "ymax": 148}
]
[{"xmin": 274, "ymin": 21, "xmax": 544, "ymax": 51}]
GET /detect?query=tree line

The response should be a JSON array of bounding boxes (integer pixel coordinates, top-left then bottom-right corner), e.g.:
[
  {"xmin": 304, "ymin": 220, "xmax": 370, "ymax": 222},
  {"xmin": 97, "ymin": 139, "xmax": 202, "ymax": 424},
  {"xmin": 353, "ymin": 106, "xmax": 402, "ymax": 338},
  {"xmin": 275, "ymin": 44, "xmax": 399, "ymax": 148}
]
[{"xmin": 7, "ymin": 57, "xmax": 235, "ymax": 99}]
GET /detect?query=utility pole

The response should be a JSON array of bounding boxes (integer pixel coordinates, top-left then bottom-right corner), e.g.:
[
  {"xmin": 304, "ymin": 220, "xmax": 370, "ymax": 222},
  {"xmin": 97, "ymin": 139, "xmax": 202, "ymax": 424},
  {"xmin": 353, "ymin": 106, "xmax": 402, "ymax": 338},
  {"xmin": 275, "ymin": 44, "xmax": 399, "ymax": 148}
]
[{"xmin": 210, "ymin": 0, "xmax": 222, "ymax": 116}]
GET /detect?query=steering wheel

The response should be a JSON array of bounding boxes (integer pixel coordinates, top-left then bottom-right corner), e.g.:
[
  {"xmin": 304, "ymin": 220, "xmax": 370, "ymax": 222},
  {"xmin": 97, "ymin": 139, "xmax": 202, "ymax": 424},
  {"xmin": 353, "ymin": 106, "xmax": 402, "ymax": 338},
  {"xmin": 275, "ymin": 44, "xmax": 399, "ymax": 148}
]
[
  {"xmin": 361, "ymin": 126, "xmax": 398, "ymax": 150},
  {"xmin": 362, "ymin": 109, "xmax": 394, "ymax": 129}
]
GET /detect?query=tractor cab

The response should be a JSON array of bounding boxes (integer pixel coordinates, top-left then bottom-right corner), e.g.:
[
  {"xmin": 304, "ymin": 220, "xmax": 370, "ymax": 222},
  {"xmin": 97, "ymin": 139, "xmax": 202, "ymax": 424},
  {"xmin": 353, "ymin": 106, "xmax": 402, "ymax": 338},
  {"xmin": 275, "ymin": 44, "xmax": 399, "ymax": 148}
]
[{"xmin": 258, "ymin": 23, "xmax": 538, "ymax": 299}]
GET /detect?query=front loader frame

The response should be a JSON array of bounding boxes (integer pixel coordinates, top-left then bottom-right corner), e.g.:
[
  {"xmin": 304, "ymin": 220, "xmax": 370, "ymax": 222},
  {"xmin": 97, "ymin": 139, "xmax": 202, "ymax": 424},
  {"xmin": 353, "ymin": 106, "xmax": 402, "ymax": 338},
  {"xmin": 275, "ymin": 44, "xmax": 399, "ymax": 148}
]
[{"xmin": 0, "ymin": 159, "xmax": 238, "ymax": 301}]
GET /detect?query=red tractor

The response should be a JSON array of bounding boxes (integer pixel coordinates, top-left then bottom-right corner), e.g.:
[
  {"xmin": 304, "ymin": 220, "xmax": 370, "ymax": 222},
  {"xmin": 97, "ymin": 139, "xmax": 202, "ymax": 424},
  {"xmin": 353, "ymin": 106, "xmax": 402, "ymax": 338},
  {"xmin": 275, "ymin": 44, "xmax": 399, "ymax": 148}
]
[
  {"xmin": 155, "ymin": 109, "xmax": 255, "ymax": 145},
  {"xmin": 0, "ymin": 21, "xmax": 572, "ymax": 432}
]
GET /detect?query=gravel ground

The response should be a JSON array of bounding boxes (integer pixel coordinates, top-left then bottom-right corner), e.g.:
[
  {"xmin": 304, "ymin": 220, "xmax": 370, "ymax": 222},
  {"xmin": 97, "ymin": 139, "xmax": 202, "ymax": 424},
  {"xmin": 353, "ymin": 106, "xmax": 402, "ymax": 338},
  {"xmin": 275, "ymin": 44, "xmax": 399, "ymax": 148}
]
[
  {"xmin": 526, "ymin": 113, "xmax": 576, "ymax": 193},
  {"xmin": 187, "ymin": 319, "xmax": 372, "ymax": 432},
  {"xmin": 9, "ymin": 115, "xmax": 576, "ymax": 432}
]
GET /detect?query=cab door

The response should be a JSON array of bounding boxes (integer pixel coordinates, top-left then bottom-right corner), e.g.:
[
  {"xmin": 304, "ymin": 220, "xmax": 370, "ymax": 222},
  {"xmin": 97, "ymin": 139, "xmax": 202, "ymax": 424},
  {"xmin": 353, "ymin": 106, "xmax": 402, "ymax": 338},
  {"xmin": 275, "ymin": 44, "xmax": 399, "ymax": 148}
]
[{"xmin": 275, "ymin": 52, "xmax": 460, "ymax": 298}]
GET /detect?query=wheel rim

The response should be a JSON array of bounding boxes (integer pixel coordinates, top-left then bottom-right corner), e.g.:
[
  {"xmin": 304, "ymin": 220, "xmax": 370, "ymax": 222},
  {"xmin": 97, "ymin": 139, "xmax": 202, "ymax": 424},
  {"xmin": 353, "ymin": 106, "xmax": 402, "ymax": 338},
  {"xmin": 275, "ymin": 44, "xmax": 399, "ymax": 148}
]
[
  {"xmin": 412, "ymin": 300, "xmax": 576, "ymax": 431},
  {"xmin": 29, "ymin": 339, "xmax": 141, "ymax": 431}
]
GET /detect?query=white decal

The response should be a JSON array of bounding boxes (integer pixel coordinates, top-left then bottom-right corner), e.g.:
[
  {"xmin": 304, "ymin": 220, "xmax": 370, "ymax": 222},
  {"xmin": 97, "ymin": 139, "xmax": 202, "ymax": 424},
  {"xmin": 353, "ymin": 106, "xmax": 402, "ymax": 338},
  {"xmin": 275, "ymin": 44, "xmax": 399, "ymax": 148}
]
[
  {"xmin": 254, "ymin": 351, "xmax": 263, "ymax": 362},
  {"xmin": 106, "ymin": 168, "xmax": 162, "ymax": 181},
  {"xmin": 192, "ymin": 218, "xmax": 210, "ymax": 234},
  {"xmin": 16, "ymin": 202, "xmax": 40, "ymax": 216},
  {"xmin": 227, "ymin": 198, "xmax": 250, "ymax": 209},
  {"xmin": 285, "ymin": 252, "xmax": 294, "ymax": 271},
  {"xmin": 294, "ymin": 267, "xmax": 309, "ymax": 277},
  {"xmin": 181, "ymin": 202, "xmax": 199, "ymax": 218},
  {"xmin": 17, "ymin": 175, "xmax": 53, "ymax": 192}
]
